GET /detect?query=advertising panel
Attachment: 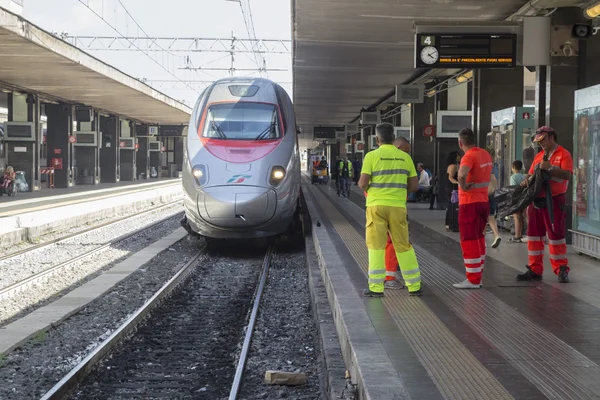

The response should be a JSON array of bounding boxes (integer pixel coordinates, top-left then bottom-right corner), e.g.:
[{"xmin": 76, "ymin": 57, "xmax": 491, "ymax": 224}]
[{"xmin": 573, "ymin": 84, "xmax": 600, "ymax": 238}]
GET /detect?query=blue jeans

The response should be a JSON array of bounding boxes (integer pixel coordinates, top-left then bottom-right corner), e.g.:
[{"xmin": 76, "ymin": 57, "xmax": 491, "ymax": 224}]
[{"xmin": 340, "ymin": 177, "xmax": 351, "ymax": 196}]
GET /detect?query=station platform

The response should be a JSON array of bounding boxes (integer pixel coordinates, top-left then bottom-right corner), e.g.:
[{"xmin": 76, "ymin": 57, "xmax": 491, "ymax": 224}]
[
  {"xmin": 0, "ymin": 179, "xmax": 181, "ymax": 218},
  {"xmin": 302, "ymin": 176, "xmax": 600, "ymax": 400}
]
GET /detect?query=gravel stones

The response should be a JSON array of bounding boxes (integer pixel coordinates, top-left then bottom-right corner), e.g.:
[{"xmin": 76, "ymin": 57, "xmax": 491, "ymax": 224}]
[
  {"xmin": 0, "ymin": 208, "xmax": 183, "ymax": 324},
  {"xmin": 239, "ymin": 245, "xmax": 323, "ymax": 400},
  {"xmin": 0, "ymin": 234, "xmax": 200, "ymax": 400},
  {"xmin": 69, "ymin": 247, "xmax": 266, "ymax": 399}
]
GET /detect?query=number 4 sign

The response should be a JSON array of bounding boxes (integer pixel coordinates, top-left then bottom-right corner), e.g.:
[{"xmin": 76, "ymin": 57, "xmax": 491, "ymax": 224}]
[{"xmin": 421, "ymin": 35, "xmax": 436, "ymax": 46}]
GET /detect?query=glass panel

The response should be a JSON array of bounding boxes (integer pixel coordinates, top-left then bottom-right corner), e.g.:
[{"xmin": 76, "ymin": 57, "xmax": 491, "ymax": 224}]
[
  {"xmin": 202, "ymin": 103, "xmax": 280, "ymax": 140},
  {"xmin": 574, "ymin": 106, "xmax": 600, "ymax": 237}
]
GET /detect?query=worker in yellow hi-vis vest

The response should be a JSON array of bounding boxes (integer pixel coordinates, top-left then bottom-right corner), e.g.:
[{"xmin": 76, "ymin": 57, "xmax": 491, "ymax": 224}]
[{"xmin": 358, "ymin": 123, "xmax": 422, "ymax": 297}]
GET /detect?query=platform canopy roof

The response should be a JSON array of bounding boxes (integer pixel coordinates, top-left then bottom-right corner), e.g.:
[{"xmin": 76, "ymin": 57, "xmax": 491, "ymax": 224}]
[
  {"xmin": 292, "ymin": 0, "xmax": 540, "ymax": 148},
  {"xmin": 0, "ymin": 8, "xmax": 192, "ymax": 125}
]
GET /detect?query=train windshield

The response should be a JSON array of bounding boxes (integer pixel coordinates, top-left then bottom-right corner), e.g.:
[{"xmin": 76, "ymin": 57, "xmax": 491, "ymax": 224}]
[{"xmin": 202, "ymin": 102, "xmax": 281, "ymax": 140}]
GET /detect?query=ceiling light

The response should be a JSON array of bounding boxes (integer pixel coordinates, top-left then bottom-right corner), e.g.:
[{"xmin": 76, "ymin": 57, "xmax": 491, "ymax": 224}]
[
  {"xmin": 585, "ymin": 1, "xmax": 600, "ymax": 18},
  {"xmin": 455, "ymin": 71, "xmax": 474, "ymax": 83},
  {"xmin": 426, "ymin": 89, "xmax": 436, "ymax": 97}
]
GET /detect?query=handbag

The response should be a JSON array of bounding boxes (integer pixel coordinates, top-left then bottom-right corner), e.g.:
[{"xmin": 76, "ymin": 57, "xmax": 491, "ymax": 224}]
[{"xmin": 450, "ymin": 189, "xmax": 459, "ymax": 204}]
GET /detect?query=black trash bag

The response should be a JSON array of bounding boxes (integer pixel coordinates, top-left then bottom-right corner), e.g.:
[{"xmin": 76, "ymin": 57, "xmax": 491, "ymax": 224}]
[{"xmin": 496, "ymin": 168, "xmax": 551, "ymax": 219}]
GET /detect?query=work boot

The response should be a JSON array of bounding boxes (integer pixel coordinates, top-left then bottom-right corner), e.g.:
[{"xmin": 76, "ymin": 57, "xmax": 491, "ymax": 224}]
[
  {"xmin": 452, "ymin": 279, "xmax": 482, "ymax": 289},
  {"xmin": 384, "ymin": 280, "xmax": 404, "ymax": 290},
  {"xmin": 516, "ymin": 265, "xmax": 542, "ymax": 281},
  {"xmin": 409, "ymin": 288, "xmax": 423, "ymax": 296},
  {"xmin": 558, "ymin": 266, "xmax": 569, "ymax": 283},
  {"xmin": 362, "ymin": 288, "xmax": 384, "ymax": 298}
]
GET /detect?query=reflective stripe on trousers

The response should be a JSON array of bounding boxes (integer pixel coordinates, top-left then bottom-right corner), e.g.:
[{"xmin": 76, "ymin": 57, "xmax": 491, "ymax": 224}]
[
  {"xmin": 366, "ymin": 205, "xmax": 421, "ymax": 293},
  {"xmin": 527, "ymin": 194, "xmax": 569, "ymax": 275},
  {"xmin": 459, "ymin": 202, "xmax": 489, "ymax": 284}
]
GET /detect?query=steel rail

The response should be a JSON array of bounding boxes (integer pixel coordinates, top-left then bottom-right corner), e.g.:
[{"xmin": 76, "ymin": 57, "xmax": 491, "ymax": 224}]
[
  {"xmin": 0, "ymin": 209, "xmax": 184, "ymax": 302},
  {"xmin": 229, "ymin": 246, "xmax": 274, "ymax": 400},
  {"xmin": 39, "ymin": 249, "xmax": 205, "ymax": 400},
  {"xmin": 0, "ymin": 200, "xmax": 182, "ymax": 262}
]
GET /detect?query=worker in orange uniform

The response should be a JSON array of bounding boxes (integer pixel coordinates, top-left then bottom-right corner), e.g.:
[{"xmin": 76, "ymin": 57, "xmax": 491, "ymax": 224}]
[
  {"xmin": 383, "ymin": 136, "xmax": 411, "ymax": 289},
  {"xmin": 453, "ymin": 128, "xmax": 493, "ymax": 289},
  {"xmin": 516, "ymin": 126, "xmax": 573, "ymax": 283}
]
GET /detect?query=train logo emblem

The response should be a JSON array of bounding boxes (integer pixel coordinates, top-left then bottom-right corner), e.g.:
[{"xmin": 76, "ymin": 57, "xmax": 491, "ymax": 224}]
[{"xmin": 227, "ymin": 175, "xmax": 252, "ymax": 184}]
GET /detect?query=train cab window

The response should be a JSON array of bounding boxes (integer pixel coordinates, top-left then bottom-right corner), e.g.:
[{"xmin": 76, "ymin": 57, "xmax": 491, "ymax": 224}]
[{"xmin": 203, "ymin": 102, "xmax": 281, "ymax": 140}]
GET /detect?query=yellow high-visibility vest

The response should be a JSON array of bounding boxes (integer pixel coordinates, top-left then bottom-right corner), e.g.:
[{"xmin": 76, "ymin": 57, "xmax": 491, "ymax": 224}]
[{"xmin": 361, "ymin": 144, "xmax": 417, "ymax": 208}]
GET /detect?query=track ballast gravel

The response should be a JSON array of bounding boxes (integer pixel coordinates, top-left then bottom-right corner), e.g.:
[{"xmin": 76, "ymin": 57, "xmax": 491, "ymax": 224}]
[
  {"xmin": 239, "ymin": 242, "xmax": 323, "ymax": 400},
  {"xmin": 0, "ymin": 211, "xmax": 184, "ymax": 325},
  {"xmin": 0, "ymin": 235, "xmax": 201, "ymax": 400},
  {"xmin": 0, "ymin": 203, "xmax": 182, "ymax": 289},
  {"xmin": 68, "ymin": 245, "xmax": 267, "ymax": 400}
]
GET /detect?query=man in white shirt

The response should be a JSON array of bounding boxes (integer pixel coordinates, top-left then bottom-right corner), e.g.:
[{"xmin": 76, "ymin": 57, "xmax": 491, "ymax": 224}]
[{"xmin": 418, "ymin": 163, "xmax": 431, "ymax": 187}]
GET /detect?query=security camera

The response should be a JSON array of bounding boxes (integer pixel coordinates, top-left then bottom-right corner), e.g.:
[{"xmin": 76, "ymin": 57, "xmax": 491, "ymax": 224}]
[{"xmin": 572, "ymin": 24, "xmax": 593, "ymax": 38}]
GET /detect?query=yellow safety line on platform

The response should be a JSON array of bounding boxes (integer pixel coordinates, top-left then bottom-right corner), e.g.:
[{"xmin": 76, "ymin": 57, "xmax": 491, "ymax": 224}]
[
  {"xmin": 0, "ymin": 183, "xmax": 180, "ymax": 218},
  {"xmin": 306, "ymin": 183, "xmax": 514, "ymax": 400}
]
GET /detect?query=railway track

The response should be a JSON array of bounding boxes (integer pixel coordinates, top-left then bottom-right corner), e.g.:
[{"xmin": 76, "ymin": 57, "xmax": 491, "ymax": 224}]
[
  {"xmin": 0, "ymin": 204, "xmax": 184, "ymax": 303},
  {"xmin": 0, "ymin": 200, "xmax": 182, "ymax": 262},
  {"xmin": 40, "ymin": 246, "xmax": 274, "ymax": 400}
]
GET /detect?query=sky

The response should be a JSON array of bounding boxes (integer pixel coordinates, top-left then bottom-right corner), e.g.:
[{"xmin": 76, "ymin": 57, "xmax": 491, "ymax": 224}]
[{"xmin": 24, "ymin": 0, "xmax": 292, "ymax": 107}]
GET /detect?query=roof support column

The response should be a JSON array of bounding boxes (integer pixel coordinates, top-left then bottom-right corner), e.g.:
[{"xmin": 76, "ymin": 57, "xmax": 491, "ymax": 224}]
[
  {"xmin": 412, "ymin": 94, "xmax": 436, "ymax": 176},
  {"xmin": 119, "ymin": 119, "xmax": 136, "ymax": 181},
  {"xmin": 74, "ymin": 107, "xmax": 99, "ymax": 186},
  {"xmin": 472, "ymin": 68, "xmax": 524, "ymax": 148},
  {"xmin": 45, "ymin": 103, "xmax": 72, "ymax": 188},
  {"xmin": 535, "ymin": 7, "xmax": 588, "ymax": 242},
  {"xmin": 135, "ymin": 124, "xmax": 150, "ymax": 180},
  {"xmin": 99, "ymin": 115, "xmax": 119, "ymax": 183}
]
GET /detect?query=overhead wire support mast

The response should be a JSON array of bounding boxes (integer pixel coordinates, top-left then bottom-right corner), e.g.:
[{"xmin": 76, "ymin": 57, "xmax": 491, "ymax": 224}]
[{"xmin": 65, "ymin": 36, "xmax": 292, "ymax": 54}]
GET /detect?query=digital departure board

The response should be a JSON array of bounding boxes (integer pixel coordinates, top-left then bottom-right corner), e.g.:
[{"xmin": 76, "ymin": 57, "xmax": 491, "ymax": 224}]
[
  {"xmin": 415, "ymin": 34, "xmax": 517, "ymax": 69},
  {"xmin": 313, "ymin": 126, "xmax": 344, "ymax": 140}
]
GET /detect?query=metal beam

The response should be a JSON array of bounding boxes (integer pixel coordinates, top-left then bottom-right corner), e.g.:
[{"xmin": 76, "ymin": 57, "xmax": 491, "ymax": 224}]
[{"xmin": 65, "ymin": 36, "xmax": 291, "ymax": 54}]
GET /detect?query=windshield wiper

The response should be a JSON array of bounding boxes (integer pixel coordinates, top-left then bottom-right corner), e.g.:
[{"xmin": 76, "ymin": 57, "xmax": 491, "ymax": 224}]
[
  {"xmin": 254, "ymin": 123, "xmax": 277, "ymax": 141},
  {"xmin": 211, "ymin": 121, "xmax": 227, "ymax": 139}
]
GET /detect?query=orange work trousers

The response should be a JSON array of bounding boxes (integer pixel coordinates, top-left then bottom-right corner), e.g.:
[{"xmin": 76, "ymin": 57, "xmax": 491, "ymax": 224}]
[{"xmin": 385, "ymin": 233, "xmax": 399, "ymax": 281}]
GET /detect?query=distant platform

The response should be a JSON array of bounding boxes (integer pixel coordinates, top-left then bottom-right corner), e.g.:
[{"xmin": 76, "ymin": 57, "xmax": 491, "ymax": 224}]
[{"xmin": 0, "ymin": 179, "xmax": 180, "ymax": 218}]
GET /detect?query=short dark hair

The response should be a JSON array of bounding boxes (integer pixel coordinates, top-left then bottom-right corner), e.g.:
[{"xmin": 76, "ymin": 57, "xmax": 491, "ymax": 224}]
[
  {"xmin": 375, "ymin": 123, "xmax": 395, "ymax": 144},
  {"xmin": 458, "ymin": 128, "xmax": 475, "ymax": 146},
  {"xmin": 512, "ymin": 160, "xmax": 523, "ymax": 171}
]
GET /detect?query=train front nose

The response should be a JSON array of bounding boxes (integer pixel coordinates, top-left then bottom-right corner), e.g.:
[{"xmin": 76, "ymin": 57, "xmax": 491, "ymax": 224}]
[{"xmin": 197, "ymin": 186, "xmax": 277, "ymax": 228}]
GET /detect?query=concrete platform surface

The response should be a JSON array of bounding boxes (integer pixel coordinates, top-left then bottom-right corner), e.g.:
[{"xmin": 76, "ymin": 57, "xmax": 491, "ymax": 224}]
[
  {"xmin": 304, "ymin": 177, "xmax": 600, "ymax": 400},
  {"xmin": 0, "ymin": 181, "xmax": 182, "ymax": 247},
  {"xmin": 0, "ymin": 178, "xmax": 181, "ymax": 217}
]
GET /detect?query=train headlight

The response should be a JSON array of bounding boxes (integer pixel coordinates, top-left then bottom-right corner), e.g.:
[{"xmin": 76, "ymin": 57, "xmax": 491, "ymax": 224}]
[
  {"xmin": 192, "ymin": 164, "xmax": 207, "ymax": 186},
  {"xmin": 270, "ymin": 166, "xmax": 286, "ymax": 187}
]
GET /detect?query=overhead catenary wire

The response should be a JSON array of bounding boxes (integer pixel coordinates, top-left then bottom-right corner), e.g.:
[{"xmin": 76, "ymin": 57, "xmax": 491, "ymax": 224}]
[{"xmin": 75, "ymin": 0, "xmax": 199, "ymax": 94}]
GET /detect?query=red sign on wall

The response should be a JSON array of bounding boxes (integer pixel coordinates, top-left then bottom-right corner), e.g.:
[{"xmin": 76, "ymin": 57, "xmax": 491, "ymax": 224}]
[
  {"xmin": 160, "ymin": 146, "xmax": 166, "ymax": 152},
  {"xmin": 51, "ymin": 158, "xmax": 63, "ymax": 170},
  {"xmin": 120, "ymin": 141, "xmax": 126, "ymax": 148},
  {"xmin": 54, "ymin": 148, "xmax": 62, "ymax": 155},
  {"xmin": 423, "ymin": 125, "xmax": 436, "ymax": 137},
  {"xmin": 69, "ymin": 135, "xmax": 77, "ymax": 144}
]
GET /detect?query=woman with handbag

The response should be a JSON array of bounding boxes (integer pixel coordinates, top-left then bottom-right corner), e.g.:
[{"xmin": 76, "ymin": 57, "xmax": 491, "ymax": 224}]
[{"xmin": 445, "ymin": 151, "xmax": 460, "ymax": 231}]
